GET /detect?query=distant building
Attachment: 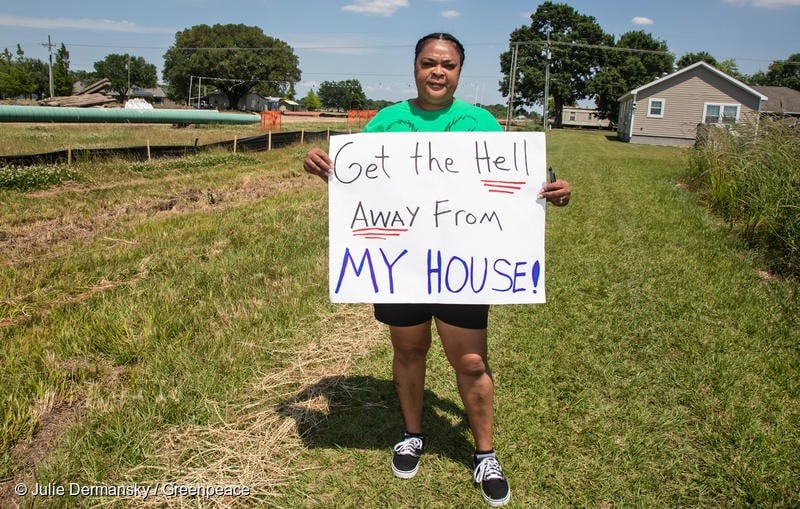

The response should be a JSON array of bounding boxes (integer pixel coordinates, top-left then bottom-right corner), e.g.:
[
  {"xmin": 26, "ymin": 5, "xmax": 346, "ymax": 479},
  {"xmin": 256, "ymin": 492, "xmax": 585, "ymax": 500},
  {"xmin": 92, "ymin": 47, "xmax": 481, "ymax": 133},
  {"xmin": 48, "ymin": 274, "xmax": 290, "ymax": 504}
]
[
  {"xmin": 129, "ymin": 86, "xmax": 167, "ymax": 105},
  {"xmin": 560, "ymin": 106, "xmax": 610, "ymax": 129},
  {"xmin": 207, "ymin": 91, "xmax": 301, "ymax": 112},
  {"xmin": 208, "ymin": 90, "xmax": 229, "ymax": 110}
]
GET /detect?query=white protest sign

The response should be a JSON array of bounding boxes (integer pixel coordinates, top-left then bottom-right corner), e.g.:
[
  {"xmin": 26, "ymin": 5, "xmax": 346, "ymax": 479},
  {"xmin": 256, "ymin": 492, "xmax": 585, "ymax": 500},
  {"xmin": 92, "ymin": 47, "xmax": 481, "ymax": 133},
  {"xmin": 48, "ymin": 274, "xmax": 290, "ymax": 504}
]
[{"xmin": 328, "ymin": 131, "xmax": 547, "ymax": 304}]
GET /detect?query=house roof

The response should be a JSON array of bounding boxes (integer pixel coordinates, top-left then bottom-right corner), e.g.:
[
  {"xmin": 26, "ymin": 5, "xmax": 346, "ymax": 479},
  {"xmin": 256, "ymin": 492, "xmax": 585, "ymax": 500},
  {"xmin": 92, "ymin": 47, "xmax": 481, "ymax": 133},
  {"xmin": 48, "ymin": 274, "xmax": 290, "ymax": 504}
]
[
  {"xmin": 131, "ymin": 86, "xmax": 166, "ymax": 99},
  {"xmin": 752, "ymin": 86, "xmax": 800, "ymax": 114},
  {"xmin": 618, "ymin": 61, "xmax": 768, "ymax": 102}
]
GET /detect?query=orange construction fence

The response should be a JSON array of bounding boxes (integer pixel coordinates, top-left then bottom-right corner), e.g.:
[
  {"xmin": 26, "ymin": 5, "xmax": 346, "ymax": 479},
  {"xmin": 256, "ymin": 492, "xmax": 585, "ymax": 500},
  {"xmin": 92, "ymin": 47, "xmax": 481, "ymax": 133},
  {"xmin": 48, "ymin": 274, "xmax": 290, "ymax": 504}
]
[
  {"xmin": 347, "ymin": 109, "xmax": 377, "ymax": 124},
  {"xmin": 260, "ymin": 111, "xmax": 281, "ymax": 130}
]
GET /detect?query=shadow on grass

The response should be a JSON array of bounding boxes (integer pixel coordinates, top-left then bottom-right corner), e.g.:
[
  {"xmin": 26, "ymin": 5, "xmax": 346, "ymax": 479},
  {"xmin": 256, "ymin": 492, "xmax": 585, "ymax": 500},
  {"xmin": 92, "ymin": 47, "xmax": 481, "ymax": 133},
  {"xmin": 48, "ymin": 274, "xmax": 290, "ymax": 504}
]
[{"xmin": 277, "ymin": 375, "xmax": 475, "ymax": 468}]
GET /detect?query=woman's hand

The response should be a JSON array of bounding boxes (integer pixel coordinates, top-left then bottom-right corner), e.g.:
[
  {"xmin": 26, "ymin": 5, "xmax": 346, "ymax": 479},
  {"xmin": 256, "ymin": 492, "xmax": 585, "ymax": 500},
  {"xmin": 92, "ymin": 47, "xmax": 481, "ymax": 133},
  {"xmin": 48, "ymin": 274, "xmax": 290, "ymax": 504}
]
[
  {"xmin": 539, "ymin": 179, "xmax": 572, "ymax": 206},
  {"xmin": 304, "ymin": 147, "xmax": 332, "ymax": 182}
]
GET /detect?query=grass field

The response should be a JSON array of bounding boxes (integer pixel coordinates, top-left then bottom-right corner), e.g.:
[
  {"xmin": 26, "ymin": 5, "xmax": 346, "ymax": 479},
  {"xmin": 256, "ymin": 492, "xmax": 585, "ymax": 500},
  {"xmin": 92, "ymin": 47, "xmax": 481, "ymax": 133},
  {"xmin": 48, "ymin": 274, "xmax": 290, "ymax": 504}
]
[{"xmin": 1, "ymin": 128, "xmax": 798, "ymax": 508}]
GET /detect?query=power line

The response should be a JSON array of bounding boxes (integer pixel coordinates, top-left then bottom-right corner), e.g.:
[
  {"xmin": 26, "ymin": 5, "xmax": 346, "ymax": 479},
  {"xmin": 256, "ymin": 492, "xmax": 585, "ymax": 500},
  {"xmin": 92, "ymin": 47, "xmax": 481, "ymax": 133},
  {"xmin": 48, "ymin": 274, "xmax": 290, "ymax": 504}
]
[{"xmin": 10, "ymin": 38, "xmax": 797, "ymax": 69}]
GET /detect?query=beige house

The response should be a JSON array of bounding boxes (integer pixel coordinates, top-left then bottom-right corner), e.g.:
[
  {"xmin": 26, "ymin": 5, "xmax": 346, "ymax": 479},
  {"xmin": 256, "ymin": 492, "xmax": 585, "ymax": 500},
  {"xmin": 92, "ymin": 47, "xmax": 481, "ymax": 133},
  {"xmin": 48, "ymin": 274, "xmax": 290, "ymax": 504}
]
[
  {"xmin": 561, "ymin": 106, "xmax": 610, "ymax": 129},
  {"xmin": 617, "ymin": 61, "xmax": 767, "ymax": 146},
  {"xmin": 752, "ymin": 85, "xmax": 800, "ymax": 116}
]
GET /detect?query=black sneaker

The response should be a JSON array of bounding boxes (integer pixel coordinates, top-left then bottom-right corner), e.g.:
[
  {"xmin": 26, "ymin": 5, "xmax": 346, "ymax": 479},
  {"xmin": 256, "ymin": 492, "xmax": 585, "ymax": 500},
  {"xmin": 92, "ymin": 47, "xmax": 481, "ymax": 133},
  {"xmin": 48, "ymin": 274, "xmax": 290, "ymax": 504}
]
[
  {"xmin": 473, "ymin": 454, "xmax": 511, "ymax": 507},
  {"xmin": 391, "ymin": 433, "xmax": 426, "ymax": 479}
]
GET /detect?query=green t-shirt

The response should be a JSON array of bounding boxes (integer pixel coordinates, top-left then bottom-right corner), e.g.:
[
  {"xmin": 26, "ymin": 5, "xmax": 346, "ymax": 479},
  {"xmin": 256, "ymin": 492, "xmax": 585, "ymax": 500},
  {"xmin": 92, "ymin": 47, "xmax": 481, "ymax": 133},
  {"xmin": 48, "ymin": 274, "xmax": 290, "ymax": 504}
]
[{"xmin": 363, "ymin": 98, "xmax": 502, "ymax": 133}]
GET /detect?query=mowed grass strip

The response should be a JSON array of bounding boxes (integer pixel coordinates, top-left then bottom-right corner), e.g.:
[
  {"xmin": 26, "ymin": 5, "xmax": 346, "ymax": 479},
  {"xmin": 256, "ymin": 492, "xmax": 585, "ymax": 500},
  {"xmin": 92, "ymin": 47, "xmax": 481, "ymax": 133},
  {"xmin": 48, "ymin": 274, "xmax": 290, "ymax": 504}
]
[
  {"xmin": 1, "ymin": 129, "xmax": 798, "ymax": 508},
  {"xmin": 1, "ymin": 145, "xmax": 327, "ymax": 475}
]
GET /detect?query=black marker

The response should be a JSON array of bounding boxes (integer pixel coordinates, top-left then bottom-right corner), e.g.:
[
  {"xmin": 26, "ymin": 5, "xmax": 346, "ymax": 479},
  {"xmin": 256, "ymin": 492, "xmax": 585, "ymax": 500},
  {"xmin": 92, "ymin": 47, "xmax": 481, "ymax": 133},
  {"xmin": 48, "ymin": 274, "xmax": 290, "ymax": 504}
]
[{"xmin": 547, "ymin": 167, "xmax": 557, "ymax": 183}]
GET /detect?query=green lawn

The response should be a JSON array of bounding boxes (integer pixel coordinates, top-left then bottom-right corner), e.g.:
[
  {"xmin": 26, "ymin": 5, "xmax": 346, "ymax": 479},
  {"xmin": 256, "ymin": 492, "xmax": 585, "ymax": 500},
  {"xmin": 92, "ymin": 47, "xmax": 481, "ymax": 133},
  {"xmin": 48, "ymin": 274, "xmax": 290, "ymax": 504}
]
[{"xmin": 1, "ymin": 129, "xmax": 797, "ymax": 508}]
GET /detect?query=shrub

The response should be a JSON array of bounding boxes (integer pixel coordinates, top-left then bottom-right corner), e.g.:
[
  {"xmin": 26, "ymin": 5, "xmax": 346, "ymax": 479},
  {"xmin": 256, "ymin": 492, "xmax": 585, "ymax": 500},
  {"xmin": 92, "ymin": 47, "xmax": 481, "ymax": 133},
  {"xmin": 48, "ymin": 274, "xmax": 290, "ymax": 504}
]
[
  {"xmin": 0, "ymin": 164, "xmax": 76, "ymax": 191},
  {"xmin": 687, "ymin": 118, "xmax": 800, "ymax": 278}
]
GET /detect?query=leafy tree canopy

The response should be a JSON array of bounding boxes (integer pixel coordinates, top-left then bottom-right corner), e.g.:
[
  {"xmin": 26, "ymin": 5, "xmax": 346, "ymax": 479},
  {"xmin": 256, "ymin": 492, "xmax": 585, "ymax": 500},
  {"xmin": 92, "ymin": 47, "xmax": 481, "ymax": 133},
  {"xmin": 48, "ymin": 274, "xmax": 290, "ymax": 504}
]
[
  {"xmin": 302, "ymin": 88, "xmax": 321, "ymax": 111},
  {"xmin": 27, "ymin": 58, "xmax": 50, "ymax": 99},
  {"xmin": 162, "ymin": 24, "xmax": 301, "ymax": 109},
  {"xmin": 366, "ymin": 98, "xmax": 395, "ymax": 111},
  {"xmin": 500, "ymin": 1, "xmax": 612, "ymax": 127},
  {"xmin": 752, "ymin": 53, "xmax": 800, "ymax": 90},
  {"xmin": 677, "ymin": 51, "xmax": 718, "ymax": 69},
  {"xmin": 0, "ymin": 45, "xmax": 36, "ymax": 99},
  {"xmin": 317, "ymin": 79, "xmax": 368, "ymax": 111},
  {"xmin": 94, "ymin": 53, "xmax": 157, "ymax": 102},
  {"xmin": 53, "ymin": 43, "xmax": 72, "ymax": 96},
  {"xmin": 591, "ymin": 30, "xmax": 673, "ymax": 121},
  {"xmin": 677, "ymin": 52, "xmax": 750, "ymax": 81}
]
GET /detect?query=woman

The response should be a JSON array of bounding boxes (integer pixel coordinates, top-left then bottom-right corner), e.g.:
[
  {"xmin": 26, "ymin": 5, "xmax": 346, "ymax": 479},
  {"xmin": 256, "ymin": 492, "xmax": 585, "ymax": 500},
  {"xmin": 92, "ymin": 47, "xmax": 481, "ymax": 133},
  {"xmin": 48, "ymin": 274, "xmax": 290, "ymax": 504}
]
[{"xmin": 304, "ymin": 32, "xmax": 571, "ymax": 508}]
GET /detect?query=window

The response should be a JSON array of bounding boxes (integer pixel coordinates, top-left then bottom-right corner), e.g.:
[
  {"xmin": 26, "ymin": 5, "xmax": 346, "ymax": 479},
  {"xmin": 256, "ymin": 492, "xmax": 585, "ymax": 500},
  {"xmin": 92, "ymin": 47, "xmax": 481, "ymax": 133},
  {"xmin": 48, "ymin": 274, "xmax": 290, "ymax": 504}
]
[
  {"xmin": 703, "ymin": 103, "xmax": 739, "ymax": 124},
  {"xmin": 648, "ymin": 98, "xmax": 665, "ymax": 118},
  {"xmin": 569, "ymin": 111, "xmax": 576, "ymax": 121}
]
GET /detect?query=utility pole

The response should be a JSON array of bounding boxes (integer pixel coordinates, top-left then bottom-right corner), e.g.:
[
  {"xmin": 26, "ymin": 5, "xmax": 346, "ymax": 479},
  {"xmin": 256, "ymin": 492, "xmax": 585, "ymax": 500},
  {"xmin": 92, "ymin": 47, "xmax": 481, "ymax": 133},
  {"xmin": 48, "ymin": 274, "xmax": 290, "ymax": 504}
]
[
  {"xmin": 505, "ymin": 42, "xmax": 519, "ymax": 132},
  {"xmin": 543, "ymin": 33, "xmax": 551, "ymax": 131},
  {"xmin": 126, "ymin": 54, "xmax": 131, "ymax": 100},
  {"xmin": 42, "ymin": 35, "xmax": 54, "ymax": 97}
]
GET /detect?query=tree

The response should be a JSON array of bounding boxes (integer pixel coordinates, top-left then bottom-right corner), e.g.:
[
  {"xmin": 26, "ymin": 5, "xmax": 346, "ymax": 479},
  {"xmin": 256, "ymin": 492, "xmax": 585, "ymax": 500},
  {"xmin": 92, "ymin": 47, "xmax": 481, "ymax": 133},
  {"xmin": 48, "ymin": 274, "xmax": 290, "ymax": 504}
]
[
  {"xmin": 591, "ymin": 31, "xmax": 673, "ymax": 122},
  {"xmin": 0, "ymin": 49, "xmax": 12, "ymax": 99},
  {"xmin": 94, "ymin": 53, "xmax": 156, "ymax": 102},
  {"xmin": 27, "ymin": 58, "xmax": 50, "ymax": 99},
  {"xmin": 677, "ymin": 52, "xmax": 752, "ymax": 82},
  {"xmin": 479, "ymin": 103, "xmax": 509, "ymax": 119},
  {"xmin": 752, "ymin": 53, "xmax": 800, "ymax": 90},
  {"xmin": 366, "ymin": 98, "xmax": 395, "ymax": 111},
  {"xmin": 53, "ymin": 43, "xmax": 72, "ymax": 96},
  {"xmin": 162, "ymin": 24, "xmax": 301, "ymax": 109},
  {"xmin": 500, "ymin": 2, "xmax": 611, "ymax": 128},
  {"xmin": 302, "ymin": 88, "xmax": 321, "ymax": 111},
  {"xmin": 0, "ymin": 45, "xmax": 37, "ymax": 98},
  {"xmin": 317, "ymin": 79, "xmax": 368, "ymax": 111},
  {"xmin": 70, "ymin": 69, "xmax": 97, "ymax": 87},
  {"xmin": 676, "ymin": 51, "xmax": 718, "ymax": 69}
]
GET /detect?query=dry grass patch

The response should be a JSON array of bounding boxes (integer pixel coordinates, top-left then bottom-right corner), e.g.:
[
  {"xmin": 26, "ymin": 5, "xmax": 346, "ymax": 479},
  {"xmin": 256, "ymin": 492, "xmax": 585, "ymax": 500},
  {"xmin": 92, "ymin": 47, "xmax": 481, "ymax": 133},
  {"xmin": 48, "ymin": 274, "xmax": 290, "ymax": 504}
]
[
  {"xmin": 110, "ymin": 305, "xmax": 385, "ymax": 508},
  {"xmin": 0, "ymin": 164, "xmax": 321, "ymax": 267}
]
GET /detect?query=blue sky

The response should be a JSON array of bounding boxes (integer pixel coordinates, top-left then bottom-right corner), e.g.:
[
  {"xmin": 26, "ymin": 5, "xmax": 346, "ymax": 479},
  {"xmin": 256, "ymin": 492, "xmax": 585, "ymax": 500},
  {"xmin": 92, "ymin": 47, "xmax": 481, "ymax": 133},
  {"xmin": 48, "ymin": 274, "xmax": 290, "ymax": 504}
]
[{"xmin": 0, "ymin": 0, "xmax": 798, "ymax": 106}]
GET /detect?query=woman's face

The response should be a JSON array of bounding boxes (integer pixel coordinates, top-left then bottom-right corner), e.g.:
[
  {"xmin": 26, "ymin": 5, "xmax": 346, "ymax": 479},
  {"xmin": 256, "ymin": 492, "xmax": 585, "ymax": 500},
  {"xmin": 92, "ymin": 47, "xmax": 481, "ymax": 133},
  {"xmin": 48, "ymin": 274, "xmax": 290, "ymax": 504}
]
[{"xmin": 413, "ymin": 39, "xmax": 462, "ymax": 111}]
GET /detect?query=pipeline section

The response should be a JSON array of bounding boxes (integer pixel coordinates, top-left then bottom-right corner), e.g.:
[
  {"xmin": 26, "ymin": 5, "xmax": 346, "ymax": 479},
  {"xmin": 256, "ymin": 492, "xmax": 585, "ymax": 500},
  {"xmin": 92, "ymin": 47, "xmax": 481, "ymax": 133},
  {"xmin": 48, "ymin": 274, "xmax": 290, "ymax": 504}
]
[{"xmin": 0, "ymin": 105, "xmax": 261, "ymax": 124}]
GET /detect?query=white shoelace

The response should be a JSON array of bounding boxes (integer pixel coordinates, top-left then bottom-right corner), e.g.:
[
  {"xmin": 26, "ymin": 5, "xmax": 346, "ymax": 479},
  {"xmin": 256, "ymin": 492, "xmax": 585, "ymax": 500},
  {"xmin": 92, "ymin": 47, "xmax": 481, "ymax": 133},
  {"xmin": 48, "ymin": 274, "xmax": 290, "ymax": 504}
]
[
  {"xmin": 474, "ymin": 456, "xmax": 504, "ymax": 483},
  {"xmin": 393, "ymin": 437, "xmax": 423, "ymax": 457}
]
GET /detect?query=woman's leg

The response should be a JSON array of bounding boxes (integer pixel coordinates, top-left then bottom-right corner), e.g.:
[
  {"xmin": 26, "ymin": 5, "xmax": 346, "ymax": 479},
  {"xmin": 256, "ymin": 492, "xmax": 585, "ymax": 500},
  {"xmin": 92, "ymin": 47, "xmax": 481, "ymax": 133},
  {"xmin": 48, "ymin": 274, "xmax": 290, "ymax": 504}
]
[
  {"xmin": 389, "ymin": 322, "xmax": 432, "ymax": 434},
  {"xmin": 435, "ymin": 320, "xmax": 494, "ymax": 451}
]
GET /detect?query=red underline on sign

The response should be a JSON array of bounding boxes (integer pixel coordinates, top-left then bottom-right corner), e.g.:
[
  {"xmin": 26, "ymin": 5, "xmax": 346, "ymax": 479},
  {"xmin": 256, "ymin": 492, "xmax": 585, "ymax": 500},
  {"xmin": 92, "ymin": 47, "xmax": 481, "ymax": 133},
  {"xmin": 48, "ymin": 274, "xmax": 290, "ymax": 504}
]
[
  {"xmin": 480, "ymin": 179, "xmax": 525, "ymax": 194},
  {"xmin": 352, "ymin": 227, "xmax": 408, "ymax": 240}
]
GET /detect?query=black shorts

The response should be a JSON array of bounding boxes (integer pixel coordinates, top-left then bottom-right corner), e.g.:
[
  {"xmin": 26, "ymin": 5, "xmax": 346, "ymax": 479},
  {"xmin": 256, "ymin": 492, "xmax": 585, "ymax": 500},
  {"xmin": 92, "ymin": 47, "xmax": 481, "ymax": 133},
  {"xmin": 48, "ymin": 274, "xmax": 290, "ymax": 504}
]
[{"xmin": 373, "ymin": 303, "xmax": 489, "ymax": 330}]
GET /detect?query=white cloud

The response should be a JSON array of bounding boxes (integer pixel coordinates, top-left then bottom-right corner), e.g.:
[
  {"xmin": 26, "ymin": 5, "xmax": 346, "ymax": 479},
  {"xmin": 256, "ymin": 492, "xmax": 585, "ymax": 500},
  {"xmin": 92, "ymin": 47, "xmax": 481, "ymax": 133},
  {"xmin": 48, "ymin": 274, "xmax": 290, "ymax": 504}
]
[
  {"xmin": 632, "ymin": 16, "xmax": 654, "ymax": 25},
  {"xmin": 341, "ymin": 0, "xmax": 409, "ymax": 16},
  {"xmin": 722, "ymin": 0, "xmax": 800, "ymax": 7},
  {"xmin": 441, "ymin": 10, "xmax": 460, "ymax": 18},
  {"xmin": 0, "ymin": 13, "xmax": 175, "ymax": 33}
]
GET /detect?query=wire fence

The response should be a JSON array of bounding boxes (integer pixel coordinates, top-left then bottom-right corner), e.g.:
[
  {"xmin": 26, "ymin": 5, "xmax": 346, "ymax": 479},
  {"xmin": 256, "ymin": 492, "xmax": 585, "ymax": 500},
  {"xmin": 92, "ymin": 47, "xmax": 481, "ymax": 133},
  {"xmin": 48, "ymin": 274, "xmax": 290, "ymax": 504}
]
[{"xmin": 0, "ymin": 129, "xmax": 346, "ymax": 167}]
